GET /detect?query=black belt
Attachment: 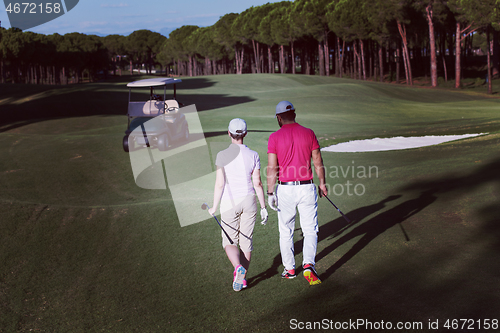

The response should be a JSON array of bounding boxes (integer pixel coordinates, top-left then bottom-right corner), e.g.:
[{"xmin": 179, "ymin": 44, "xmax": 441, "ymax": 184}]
[{"xmin": 278, "ymin": 180, "xmax": 314, "ymax": 185}]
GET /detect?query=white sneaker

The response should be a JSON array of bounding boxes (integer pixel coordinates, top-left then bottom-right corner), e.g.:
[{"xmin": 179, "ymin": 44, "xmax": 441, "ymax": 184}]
[{"xmin": 233, "ymin": 265, "xmax": 246, "ymax": 291}]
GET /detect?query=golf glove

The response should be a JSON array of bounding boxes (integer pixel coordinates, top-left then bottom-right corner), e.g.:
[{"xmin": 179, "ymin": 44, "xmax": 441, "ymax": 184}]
[
  {"xmin": 260, "ymin": 207, "xmax": 268, "ymax": 225},
  {"xmin": 268, "ymin": 194, "xmax": 278, "ymax": 211}
]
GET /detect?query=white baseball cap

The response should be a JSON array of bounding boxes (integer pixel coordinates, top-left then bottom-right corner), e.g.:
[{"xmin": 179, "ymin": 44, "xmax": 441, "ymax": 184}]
[
  {"xmin": 275, "ymin": 100, "xmax": 295, "ymax": 117},
  {"xmin": 228, "ymin": 118, "xmax": 247, "ymax": 135}
]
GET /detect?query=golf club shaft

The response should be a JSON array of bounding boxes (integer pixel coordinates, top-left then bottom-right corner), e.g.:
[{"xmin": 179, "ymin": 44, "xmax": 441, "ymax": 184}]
[
  {"xmin": 212, "ymin": 214, "xmax": 234, "ymax": 245},
  {"xmin": 203, "ymin": 203, "xmax": 234, "ymax": 245},
  {"xmin": 324, "ymin": 195, "xmax": 351, "ymax": 223}
]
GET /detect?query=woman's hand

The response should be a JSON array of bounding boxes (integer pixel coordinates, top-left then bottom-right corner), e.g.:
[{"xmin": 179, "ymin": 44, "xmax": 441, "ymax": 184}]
[{"xmin": 208, "ymin": 207, "xmax": 216, "ymax": 216}]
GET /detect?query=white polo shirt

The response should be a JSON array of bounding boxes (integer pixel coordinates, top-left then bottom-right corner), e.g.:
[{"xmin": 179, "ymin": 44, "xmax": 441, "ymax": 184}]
[{"xmin": 215, "ymin": 144, "xmax": 260, "ymax": 201}]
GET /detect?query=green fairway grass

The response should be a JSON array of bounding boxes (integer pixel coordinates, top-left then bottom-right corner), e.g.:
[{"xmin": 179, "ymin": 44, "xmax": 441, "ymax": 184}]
[{"xmin": 1, "ymin": 74, "xmax": 499, "ymax": 332}]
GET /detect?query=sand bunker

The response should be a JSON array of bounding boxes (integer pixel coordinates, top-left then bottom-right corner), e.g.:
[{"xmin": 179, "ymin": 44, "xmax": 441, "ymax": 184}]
[{"xmin": 321, "ymin": 134, "xmax": 485, "ymax": 153}]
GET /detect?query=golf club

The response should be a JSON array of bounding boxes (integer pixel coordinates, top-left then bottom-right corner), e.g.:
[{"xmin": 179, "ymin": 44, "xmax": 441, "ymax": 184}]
[
  {"xmin": 318, "ymin": 188, "xmax": 351, "ymax": 223},
  {"xmin": 201, "ymin": 203, "xmax": 234, "ymax": 244}
]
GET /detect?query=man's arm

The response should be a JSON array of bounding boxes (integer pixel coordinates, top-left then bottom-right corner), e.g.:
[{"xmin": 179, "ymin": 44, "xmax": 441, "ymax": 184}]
[
  {"xmin": 312, "ymin": 149, "xmax": 328, "ymax": 196},
  {"xmin": 266, "ymin": 153, "xmax": 279, "ymax": 211},
  {"xmin": 266, "ymin": 153, "xmax": 278, "ymax": 194}
]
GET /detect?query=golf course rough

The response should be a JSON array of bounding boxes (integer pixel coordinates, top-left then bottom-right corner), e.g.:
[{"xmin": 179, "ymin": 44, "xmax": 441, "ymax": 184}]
[{"xmin": 0, "ymin": 74, "xmax": 499, "ymax": 332}]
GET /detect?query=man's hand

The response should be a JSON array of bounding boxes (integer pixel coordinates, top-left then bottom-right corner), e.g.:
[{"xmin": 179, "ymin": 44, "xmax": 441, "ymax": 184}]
[
  {"xmin": 318, "ymin": 184, "xmax": 328, "ymax": 198},
  {"xmin": 268, "ymin": 194, "xmax": 278, "ymax": 211},
  {"xmin": 312, "ymin": 149, "xmax": 328, "ymax": 198},
  {"xmin": 260, "ymin": 207, "xmax": 269, "ymax": 225}
]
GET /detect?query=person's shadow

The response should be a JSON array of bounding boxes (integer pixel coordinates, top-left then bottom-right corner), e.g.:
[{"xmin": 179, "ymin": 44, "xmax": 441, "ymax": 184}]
[
  {"xmin": 317, "ymin": 194, "xmax": 402, "ymax": 247},
  {"xmin": 248, "ymin": 194, "xmax": 404, "ymax": 286},
  {"xmin": 250, "ymin": 156, "xmax": 500, "ymax": 287},
  {"xmin": 317, "ymin": 189, "xmax": 437, "ymax": 281}
]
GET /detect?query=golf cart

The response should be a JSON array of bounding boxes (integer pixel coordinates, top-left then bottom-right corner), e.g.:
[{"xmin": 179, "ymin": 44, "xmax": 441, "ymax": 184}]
[{"xmin": 123, "ymin": 78, "xmax": 189, "ymax": 152}]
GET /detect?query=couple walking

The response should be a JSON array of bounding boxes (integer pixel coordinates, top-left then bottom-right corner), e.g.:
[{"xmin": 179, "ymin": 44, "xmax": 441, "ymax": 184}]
[{"xmin": 208, "ymin": 101, "xmax": 328, "ymax": 291}]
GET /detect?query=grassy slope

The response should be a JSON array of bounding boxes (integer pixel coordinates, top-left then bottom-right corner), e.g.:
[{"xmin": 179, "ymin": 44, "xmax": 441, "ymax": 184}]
[{"xmin": 0, "ymin": 75, "xmax": 499, "ymax": 332}]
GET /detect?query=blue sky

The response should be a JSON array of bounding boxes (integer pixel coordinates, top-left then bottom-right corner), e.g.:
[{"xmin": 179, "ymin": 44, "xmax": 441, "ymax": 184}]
[{"xmin": 0, "ymin": 0, "xmax": 291, "ymax": 36}]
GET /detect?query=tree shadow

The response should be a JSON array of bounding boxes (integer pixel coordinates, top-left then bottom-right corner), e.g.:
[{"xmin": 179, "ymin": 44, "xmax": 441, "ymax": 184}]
[
  {"xmin": 203, "ymin": 130, "xmax": 274, "ymax": 139},
  {"xmin": 0, "ymin": 77, "xmax": 255, "ymax": 132},
  {"xmin": 168, "ymin": 77, "xmax": 217, "ymax": 90},
  {"xmin": 401, "ymin": 156, "xmax": 500, "ymax": 195},
  {"xmin": 185, "ymin": 94, "xmax": 255, "ymax": 112}
]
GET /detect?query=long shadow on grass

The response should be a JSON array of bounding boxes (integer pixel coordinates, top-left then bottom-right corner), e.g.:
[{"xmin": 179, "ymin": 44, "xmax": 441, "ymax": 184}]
[
  {"xmin": 248, "ymin": 194, "xmax": 406, "ymax": 286},
  {"xmin": 318, "ymin": 156, "xmax": 500, "ymax": 281},
  {"xmin": 318, "ymin": 190, "xmax": 437, "ymax": 281},
  {"xmin": 249, "ymin": 191, "xmax": 434, "ymax": 286},
  {"xmin": 250, "ymin": 156, "xmax": 500, "ymax": 286},
  {"xmin": 248, "ymin": 235, "xmax": 309, "ymax": 286},
  {"xmin": 247, "ymin": 157, "xmax": 500, "ymax": 328},
  {"xmin": 317, "ymin": 194, "xmax": 402, "ymax": 244},
  {"xmin": 248, "ymin": 195, "xmax": 403, "ymax": 287}
]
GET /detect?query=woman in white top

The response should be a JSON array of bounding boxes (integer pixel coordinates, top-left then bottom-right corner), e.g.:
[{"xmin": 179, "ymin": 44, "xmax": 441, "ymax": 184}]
[{"xmin": 208, "ymin": 118, "xmax": 268, "ymax": 291}]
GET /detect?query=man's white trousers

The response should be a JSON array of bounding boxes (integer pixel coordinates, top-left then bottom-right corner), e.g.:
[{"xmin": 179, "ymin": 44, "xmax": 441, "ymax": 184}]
[{"xmin": 276, "ymin": 183, "xmax": 318, "ymax": 270}]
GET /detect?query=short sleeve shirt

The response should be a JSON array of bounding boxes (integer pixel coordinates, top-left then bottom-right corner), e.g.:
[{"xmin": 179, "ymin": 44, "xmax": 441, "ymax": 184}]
[
  {"xmin": 215, "ymin": 144, "xmax": 261, "ymax": 201},
  {"xmin": 267, "ymin": 123, "xmax": 320, "ymax": 182}
]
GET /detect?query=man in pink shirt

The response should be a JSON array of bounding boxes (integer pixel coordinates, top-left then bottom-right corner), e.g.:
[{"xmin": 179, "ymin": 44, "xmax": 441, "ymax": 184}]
[{"xmin": 267, "ymin": 101, "xmax": 327, "ymax": 285}]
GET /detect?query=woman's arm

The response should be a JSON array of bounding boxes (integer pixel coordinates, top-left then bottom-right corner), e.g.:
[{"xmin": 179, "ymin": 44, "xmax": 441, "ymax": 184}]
[
  {"xmin": 252, "ymin": 167, "xmax": 266, "ymax": 209},
  {"xmin": 208, "ymin": 166, "xmax": 225, "ymax": 216}
]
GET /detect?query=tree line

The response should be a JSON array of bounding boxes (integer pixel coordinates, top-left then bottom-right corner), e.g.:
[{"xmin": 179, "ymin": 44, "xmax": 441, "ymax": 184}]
[
  {"xmin": 0, "ymin": 27, "xmax": 165, "ymax": 84},
  {"xmin": 1, "ymin": 0, "xmax": 499, "ymax": 92},
  {"xmin": 161, "ymin": 0, "xmax": 500, "ymax": 93}
]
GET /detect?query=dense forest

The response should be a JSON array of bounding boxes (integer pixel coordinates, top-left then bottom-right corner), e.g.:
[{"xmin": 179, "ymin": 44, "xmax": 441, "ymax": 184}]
[{"xmin": 1, "ymin": 0, "xmax": 499, "ymax": 92}]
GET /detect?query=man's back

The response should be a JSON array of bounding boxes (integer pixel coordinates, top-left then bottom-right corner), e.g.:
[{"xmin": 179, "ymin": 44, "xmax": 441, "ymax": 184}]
[{"xmin": 268, "ymin": 123, "xmax": 320, "ymax": 182}]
